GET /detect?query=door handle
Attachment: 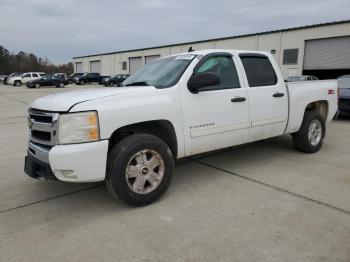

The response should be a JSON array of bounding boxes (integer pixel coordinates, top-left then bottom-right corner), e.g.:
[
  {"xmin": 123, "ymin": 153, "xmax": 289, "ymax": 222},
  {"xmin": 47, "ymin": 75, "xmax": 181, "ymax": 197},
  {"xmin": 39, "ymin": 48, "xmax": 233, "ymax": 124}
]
[
  {"xmin": 231, "ymin": 97, "xmax": 246, "ymax": 102},
  {"xmin": 273, "ymin": 92, "xmax": 284, "ymax": 98}
]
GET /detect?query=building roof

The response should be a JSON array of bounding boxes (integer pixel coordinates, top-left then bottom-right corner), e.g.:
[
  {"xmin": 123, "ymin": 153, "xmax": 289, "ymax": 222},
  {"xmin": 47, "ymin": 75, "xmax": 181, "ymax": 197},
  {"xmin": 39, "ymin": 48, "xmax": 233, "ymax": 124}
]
[{"xmin": 73, "ymin": 19, "xmax": 350, "ymax": 59}]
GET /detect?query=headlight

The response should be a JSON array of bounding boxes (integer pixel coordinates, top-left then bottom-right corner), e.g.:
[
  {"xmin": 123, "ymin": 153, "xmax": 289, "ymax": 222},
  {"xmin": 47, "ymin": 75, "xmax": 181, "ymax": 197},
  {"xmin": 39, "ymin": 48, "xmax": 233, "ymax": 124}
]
[{"xmin": 58, "ymin": 111, "xmax": 100, "ymax": 144}]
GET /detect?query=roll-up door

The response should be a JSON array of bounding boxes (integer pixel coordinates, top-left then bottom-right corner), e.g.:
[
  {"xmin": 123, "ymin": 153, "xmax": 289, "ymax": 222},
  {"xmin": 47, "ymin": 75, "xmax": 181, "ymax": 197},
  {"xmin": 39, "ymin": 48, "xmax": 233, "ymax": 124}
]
[
  {"xmin": 76, "ymin": 62, "xmax": 83, "ymax": 73},
  {"xmin": 304, "ymin": 36, "xmax": 350, "ymax": 70},
  {"xmin": 145, "ymin": 55, "xmax": 161, "ymax": 64},
  {"xmin": 90, "ymin": 60, "xmax": 101, "ymax": 73},
  {"xmin": 129, "ymin": 57, "xmax": 142, "ymax": 74}
]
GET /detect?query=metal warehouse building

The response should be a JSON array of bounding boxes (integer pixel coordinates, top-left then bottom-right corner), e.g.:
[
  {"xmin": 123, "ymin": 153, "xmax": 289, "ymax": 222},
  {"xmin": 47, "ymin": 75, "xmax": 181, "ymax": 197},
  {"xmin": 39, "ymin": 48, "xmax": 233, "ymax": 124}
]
[{"xmin": 73, "ymin": 20, "xmax": 350, "ymax": 79}]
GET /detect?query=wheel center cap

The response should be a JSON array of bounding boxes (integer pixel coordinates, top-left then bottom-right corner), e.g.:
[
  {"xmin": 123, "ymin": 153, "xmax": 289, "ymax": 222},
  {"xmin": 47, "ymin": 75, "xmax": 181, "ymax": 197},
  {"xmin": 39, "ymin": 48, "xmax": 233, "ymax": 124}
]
[{"xmin": 141, "ymin": 167, "xmax": 149, "ymax": 175}]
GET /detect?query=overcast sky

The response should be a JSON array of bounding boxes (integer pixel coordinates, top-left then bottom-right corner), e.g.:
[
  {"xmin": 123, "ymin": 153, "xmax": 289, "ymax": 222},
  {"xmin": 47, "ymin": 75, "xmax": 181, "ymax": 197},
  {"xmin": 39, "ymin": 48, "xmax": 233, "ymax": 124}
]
[{"xmin": 0, "ymin": 0, "xmax": 349, "ymax": 64}]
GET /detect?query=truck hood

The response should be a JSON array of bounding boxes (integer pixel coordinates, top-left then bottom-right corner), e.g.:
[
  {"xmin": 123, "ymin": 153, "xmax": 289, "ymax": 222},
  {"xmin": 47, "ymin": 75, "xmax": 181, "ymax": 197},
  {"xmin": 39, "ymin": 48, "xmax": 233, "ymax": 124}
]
[{"xmin": 30, "ymin": 86, "xmax": 155, "ymax": 112}]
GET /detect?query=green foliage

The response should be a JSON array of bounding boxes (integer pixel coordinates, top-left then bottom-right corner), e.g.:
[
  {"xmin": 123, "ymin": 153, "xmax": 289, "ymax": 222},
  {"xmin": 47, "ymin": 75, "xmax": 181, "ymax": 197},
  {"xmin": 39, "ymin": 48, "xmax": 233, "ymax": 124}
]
[{"xmin": 0, "ymin": 45, "xmax": 73, "ymax": 75}]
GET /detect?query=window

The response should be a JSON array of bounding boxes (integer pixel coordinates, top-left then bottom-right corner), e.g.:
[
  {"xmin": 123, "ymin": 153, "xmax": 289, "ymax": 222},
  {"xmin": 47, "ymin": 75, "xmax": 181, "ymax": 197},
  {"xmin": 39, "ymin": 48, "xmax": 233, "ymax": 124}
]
[
  {"xmin": 240, "ymin": 55, "xmax": 277, "ymax": 87},
  {"xmin": 39, "ymin": 73, "xmax": 46, "ymax": 76},
  {"xmin": 32, "ymin": 73, "xmax": 38, "ymax": 77},
  {"xmin": 122, "ymin": 61, "xmax": 127, "ymax": 70},
  {"xmin": 23, "ymin": 74, "xmax": 31, "ymax": 78},
  {"xmin": 194, "ymin": 55, "xmax": 240, "ymax": 91},
  {"xmin": 123, "ymin": 55, "xmax": 195, "ymax": 88},
  {"xmin": 283, "ymin": 49, "xmax": 299, "ymax": 65}
]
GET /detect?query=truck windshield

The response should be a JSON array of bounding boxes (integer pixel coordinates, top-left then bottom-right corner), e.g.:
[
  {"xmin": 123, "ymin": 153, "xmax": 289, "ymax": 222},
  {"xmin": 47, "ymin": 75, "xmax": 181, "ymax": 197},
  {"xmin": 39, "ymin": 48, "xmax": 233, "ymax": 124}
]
[{"xmin": 123, "ymin": 55, "xmax": 196, "ymax": 88}]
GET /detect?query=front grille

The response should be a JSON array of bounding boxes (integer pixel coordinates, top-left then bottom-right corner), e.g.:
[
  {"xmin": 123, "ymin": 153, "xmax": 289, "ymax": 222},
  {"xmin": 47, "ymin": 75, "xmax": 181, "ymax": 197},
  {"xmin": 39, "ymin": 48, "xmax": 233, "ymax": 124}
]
[
  {"xmin": 31, "ymin": 130, "xmax": 51, "ymax": 141},
  {"xmin": 28, "ymin": 108, "xmax": 59, "ymax": 147}
]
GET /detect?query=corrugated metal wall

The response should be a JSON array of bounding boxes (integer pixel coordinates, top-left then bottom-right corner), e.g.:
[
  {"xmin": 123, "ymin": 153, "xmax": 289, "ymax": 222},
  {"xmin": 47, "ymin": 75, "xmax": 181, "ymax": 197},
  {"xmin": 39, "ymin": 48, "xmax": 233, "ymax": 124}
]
[{"xmin": 73, "ymin": 22, "xmax": 350, "ymax": 78}]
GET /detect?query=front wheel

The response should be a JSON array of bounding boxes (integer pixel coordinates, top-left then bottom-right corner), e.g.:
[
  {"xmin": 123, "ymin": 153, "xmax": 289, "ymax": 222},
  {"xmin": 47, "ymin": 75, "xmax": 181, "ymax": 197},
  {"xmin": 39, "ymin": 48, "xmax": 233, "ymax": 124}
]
[
  {"xmin": 80, "ymin": 80, "xmax": 85, "ymax": 85},
  {"xmin": 106, "ymin": 134, "xmax": 174, "ymax": 206},
  {"xmin": 14, "ymin": 80, "xmax": 21, "ymax": 87},
  {"xmin": 292, "ymin": 111, "xmax": 325, "ymax": 153},
  {"xmin": 34, "ymin": 83, "xmax": 40, "ymax": 88}
]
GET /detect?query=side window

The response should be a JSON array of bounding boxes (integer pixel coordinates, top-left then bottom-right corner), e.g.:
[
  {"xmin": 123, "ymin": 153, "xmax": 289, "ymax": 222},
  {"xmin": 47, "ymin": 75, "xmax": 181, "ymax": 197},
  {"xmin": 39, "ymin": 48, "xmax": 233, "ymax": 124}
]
[
  {"xmin": 240, "ymin": 55, "xmax": 277, "ymax": 87},
  {"xmin": 23, "ymin": 74, "xmax": 31, "ymax": 78},
  {"xmin": 194, "ymin": 55, "xmax": 240, "ymax": 91},
  {"xmin": 32, "ymin": 73, "xmax": 38, "ymax": 77}
]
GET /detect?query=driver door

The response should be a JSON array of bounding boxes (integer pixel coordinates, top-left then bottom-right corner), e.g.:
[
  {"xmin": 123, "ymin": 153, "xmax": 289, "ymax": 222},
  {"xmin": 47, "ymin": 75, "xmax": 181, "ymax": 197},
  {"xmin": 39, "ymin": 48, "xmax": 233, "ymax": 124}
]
[{"xmin": 180, "ymin": 53, "xmax": 250, "ymax": 156}]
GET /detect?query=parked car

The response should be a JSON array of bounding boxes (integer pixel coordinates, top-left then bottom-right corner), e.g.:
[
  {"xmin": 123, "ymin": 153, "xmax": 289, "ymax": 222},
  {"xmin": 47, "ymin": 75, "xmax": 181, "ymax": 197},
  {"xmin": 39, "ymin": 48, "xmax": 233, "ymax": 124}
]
[
  {"xmin": 24, "ymin": 49, "xmax": 338, "ymax": 206},
  {"xmin": 0, "ymin": 75, "xmax": 8, "ymax": 82},
  {"xmin": 286, "ymin": 75, "xmax": 319, "ymax": 82},
  {"xmin": 3, "ymin": 72, "xmax": 22, "ymax": 85},
  {"xmin": 74, "ymin": 72, "xmax": 109, "ymax": 85},
  {"xmin": 67, "ymin": 73, "xmax": 84, "ymax": 84},
  {"xmin": 26, "ymin": 75, "xmax": 68, "ymax": 88},
  {"xmin": 8, "ymin": 72, "xmax": 46, "ymax": 86},
  {"xmin": 102, "ymin": 74, "xmax": 129, "ymax": 86},
  {"xmin": 337, "ymin": 75, "xmax": 350, "ymax": 117}
]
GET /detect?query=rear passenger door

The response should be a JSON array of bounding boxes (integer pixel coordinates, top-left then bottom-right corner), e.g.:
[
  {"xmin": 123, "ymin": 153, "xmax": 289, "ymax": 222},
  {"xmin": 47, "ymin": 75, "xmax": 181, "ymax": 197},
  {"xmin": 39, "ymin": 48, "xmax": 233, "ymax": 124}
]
[{"xmin": 239, "ymin": 54, "xmax": 288, "ymax": 141}]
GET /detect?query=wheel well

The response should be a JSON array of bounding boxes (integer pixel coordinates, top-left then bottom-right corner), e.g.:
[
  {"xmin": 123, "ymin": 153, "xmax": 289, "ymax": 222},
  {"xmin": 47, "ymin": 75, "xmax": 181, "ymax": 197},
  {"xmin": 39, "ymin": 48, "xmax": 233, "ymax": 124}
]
[
  {"xmin": 109, "ymin": 120, "xmax": 178, "ymax": 159},
  {"xmin": 305, "ymin": 100, "xmax": 328, "ymax": 120}
]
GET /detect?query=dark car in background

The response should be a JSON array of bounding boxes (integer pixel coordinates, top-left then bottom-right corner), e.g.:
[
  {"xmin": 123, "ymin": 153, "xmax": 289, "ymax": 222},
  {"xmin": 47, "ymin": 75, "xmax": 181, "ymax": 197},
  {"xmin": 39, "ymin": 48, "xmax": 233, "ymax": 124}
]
[
  {"xmin": 337, "ymin": 75, "xmax": 350, "ymax": 117},
  {"xmin": 3, "ymin": 72, "xmax": 22, "ymax": 85},
  {"xmin": 68, "ymin": 73, "xmax": 84, "ymax": 84},
  {"xmin": 74, "ymin": 72, "xmax": 109, "ymax": 85},
  {"xmin": 102, "ymin": 74, "xmax": 129, "ymax": 86},
  {"xmin": 26, "ymin": 75, "xmax": 68, "ymax": 88}
]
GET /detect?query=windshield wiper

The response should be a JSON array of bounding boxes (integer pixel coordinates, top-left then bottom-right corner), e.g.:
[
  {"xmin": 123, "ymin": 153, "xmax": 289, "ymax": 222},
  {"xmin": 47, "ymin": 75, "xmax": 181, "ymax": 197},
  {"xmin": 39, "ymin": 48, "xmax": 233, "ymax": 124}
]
[{"xmin": 124, "ymin": 81, "xmax": 150, "ymax": 86}]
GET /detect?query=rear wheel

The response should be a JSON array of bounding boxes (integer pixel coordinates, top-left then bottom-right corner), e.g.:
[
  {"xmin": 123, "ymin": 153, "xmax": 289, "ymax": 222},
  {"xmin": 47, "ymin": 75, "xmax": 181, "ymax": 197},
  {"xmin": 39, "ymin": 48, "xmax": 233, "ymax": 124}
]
[
  {"xmin": 59, "ymin": 82, "xmax": 65, "ymax": 88},
  {"xmin": 106, "ymin": 134, "xmax": 174, "ymax": 206},
  {"xmin": 109, "ymin": 81, "xmax": 114, "ymax": 87},
  {"xmin": 68, "ymin": 79, "xmax": 73, "ymax": 84},
  {"xmin": 293, "ymin": 111, "xmax": 325, "ymax": 153},
  {"xmin": 80, "ymin": 80, "xmax": 85, "ymax": 85},
  {"xmin": 34, "ymin": 83, "xmax": 40, "ymax": 88}
]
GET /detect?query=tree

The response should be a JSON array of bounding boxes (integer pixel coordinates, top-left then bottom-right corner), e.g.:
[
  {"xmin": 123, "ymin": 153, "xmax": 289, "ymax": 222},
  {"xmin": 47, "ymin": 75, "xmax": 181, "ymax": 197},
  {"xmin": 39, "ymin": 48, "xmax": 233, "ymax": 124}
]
[{"xmin": 0, "ymin": 45, "xmax": 73, "ymax": 75}]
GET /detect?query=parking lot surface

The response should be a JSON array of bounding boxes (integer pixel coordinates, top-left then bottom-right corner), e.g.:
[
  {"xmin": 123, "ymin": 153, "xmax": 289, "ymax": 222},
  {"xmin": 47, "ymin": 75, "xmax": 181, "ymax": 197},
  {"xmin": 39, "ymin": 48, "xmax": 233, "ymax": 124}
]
[{"xmin": 0, "ymin": 83, "xmax": 349, "ymax": 262}]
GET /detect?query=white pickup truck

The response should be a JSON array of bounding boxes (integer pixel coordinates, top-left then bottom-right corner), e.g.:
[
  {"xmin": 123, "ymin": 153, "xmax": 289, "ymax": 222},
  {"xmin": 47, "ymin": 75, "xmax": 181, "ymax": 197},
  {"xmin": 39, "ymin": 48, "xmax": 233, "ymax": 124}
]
[{"xmin": 25, "ymin": 49, "xmax": 338, "ymax": 206}]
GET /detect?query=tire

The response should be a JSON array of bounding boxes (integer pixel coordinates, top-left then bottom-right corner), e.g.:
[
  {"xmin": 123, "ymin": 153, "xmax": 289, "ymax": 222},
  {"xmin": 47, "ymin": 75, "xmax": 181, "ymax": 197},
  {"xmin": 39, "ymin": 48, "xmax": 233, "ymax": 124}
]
[
  {"xmin": 14, "ymin": 80, "xmax": 21, "ymax": 87},
  {"xmin": 59, "ymin": 82, "xmax": 65, "ymax": 88},
  {"xmin": 34, "ymin": 83, "xmax": 40, "ymax": 89},
  {"xmin": 292, "ymin": 111, "xmax": 326, "ymax": 153},
  {"xmin": 109, "ymin": 81, "xmax": 114, "ymax": 87},
  {"xmin": 106, "ymin": 134, "xmax": 174, "ymax": 206},
  {"xmin": 80, "ymin": 80, "xmax": 85, "ymax": 85},
  {"xmin": 68, "ymin": 80, "xmax": 73, "ymax": 84}
]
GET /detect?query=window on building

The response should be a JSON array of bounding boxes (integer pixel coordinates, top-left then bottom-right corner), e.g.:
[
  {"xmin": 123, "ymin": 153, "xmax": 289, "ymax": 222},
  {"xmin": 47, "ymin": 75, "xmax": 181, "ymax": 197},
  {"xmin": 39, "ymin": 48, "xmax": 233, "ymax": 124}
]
[
  {"xmin": 283, "ymin": 49, "xmax": 299, "ymax": 65},
  {"xmin": 240, "ymin": 55, "xmax": 277, "ymax": 87},
  {"xmin": 122, "ymin": 61, "xmax": 127, "ymax": 70}
]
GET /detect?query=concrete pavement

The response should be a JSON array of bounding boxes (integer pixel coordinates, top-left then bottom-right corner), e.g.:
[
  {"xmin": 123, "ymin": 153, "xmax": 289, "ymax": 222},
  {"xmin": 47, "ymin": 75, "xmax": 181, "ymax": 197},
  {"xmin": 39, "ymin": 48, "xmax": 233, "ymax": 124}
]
[{"xmin": 0, "ymin": 84, "xmax": 349, "ymax": 262}]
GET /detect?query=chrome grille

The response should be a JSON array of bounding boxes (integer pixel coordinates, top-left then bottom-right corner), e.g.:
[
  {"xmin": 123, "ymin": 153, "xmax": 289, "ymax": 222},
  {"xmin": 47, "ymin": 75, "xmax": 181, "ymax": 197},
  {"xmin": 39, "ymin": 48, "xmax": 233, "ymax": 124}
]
[{"xmin": 28, "ymin": 108, "xmax": 59, "ymax": 147}]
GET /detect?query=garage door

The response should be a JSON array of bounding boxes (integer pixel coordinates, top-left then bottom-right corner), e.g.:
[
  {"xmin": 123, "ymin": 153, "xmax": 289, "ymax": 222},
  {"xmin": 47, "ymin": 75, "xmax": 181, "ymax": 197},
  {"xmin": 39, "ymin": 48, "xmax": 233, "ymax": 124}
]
[
  {"xmin": 76, "ymin": 62, "xmax": 83, "ymax": 73},
  {"xmin": 304, "ymin": 36, "xmax": 350, "ymax": 70},
  {"xmin": 90, "ymin": 60, "xmax": 101, "ymax": 73},
  {"xmin": 129, "ymin": 57, "xmax": 142, "ymax": 74},
  {"xmin": 145, "ymin": 55, "xmax": 161, "ymax": 64}
]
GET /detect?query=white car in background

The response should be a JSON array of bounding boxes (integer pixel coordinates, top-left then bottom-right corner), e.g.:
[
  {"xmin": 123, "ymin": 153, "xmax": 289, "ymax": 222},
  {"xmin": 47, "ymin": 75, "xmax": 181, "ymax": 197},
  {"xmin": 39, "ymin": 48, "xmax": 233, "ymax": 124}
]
[{"xmin": 8, "ymin": 72, "xmax": 46, "ymax": 86}]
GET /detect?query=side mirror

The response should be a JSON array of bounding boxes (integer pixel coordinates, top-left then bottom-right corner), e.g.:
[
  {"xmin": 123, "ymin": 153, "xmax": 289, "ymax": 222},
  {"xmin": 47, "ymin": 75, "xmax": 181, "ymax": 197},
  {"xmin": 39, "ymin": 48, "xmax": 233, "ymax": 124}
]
[{"xmin": 188, "ymin": 72, "xmax": 220, "ymax": 93}]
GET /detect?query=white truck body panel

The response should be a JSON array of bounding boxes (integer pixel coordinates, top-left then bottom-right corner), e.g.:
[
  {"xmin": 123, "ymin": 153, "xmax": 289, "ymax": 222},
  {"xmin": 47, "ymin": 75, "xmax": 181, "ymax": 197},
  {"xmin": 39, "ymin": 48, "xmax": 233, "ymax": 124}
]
[{"xmin": 26, "ymin": 49, "xmax": 338, "ymax": 182}]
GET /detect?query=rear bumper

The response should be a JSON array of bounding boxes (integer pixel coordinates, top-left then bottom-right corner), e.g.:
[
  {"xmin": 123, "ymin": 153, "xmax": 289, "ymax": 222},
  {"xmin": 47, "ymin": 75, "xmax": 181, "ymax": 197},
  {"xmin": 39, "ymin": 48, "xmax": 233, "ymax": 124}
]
[{"xmin": 24, "ymin": 140, "xmax": 109, "ymax": 182}]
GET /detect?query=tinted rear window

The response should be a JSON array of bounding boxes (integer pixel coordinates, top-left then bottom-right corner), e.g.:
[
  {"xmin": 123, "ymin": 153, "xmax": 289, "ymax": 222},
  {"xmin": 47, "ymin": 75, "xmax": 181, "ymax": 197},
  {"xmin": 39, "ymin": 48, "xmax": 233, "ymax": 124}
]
[{"xmin": 240, "ymin": 56, "xmax": 277, "ymax": 87}]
